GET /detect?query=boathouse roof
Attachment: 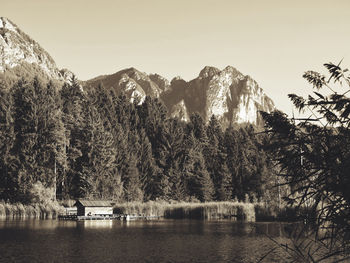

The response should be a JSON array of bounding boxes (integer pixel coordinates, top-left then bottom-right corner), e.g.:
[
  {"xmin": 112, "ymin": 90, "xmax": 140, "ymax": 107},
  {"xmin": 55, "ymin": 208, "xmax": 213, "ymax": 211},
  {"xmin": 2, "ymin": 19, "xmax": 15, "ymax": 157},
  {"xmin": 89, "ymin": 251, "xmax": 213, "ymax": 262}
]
[{"xmin": 75, "ymin": 200, "xmax": 112, "ymax": 207}]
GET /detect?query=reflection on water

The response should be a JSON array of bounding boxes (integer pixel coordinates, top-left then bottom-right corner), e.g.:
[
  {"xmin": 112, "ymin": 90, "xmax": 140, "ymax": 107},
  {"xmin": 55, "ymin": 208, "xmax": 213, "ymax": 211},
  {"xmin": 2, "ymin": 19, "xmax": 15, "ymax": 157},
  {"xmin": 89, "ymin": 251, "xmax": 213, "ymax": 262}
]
[
  {"xmin": 0, "ymin": 219, "xmax": 293, "ymax": 263},
  {"xmin": 0, "ymin": 218, "xmax": 76, "ymax": 229},
  {"xmin": 79, "ymin": 220, "xmax": 113, "ymax": 229}
]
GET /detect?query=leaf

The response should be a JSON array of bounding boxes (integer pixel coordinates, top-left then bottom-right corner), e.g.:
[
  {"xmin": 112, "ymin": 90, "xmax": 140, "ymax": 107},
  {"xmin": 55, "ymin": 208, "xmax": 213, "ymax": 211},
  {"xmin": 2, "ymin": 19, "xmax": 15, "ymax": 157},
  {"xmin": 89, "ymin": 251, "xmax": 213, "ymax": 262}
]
[
  {"xmin": 308, "ymin": 95, "xmax": 318, "ymax": 106},
  {"xmin": 324, "ymin": 61, "xmax": 346, "ymax": 83},
  {"xmin": 323, "ymin": 109, "xmax": 338, "ymax": 124},
  {"xmin": 313, "ymin": 92, "xmax": 324, "ymax": 100},
  {"xmin": 303, "ymin": 71, "xmax": 326, "ymax": 89},
  {"xmin": 288, "ymin": 94, "xmax": 306, "ymax": 111},
  {"xmin": 333, "ymin": 99, "xmax": 348, "ymax": 112},
  {"xmin": 330, "ymin": 94, "xmax": 344, "ymax": 101},
  {"xmin": 340, "ymin": 103, "xmax": 350, "ymax": 119}
]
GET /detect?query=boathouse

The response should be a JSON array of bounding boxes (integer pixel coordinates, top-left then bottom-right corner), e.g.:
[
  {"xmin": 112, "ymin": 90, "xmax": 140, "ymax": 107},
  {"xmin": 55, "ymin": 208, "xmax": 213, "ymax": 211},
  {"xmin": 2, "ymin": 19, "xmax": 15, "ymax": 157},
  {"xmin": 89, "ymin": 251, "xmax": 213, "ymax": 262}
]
[{"xmin": 74, "ymin": 200, "xmax": 113, "ymax": 217}]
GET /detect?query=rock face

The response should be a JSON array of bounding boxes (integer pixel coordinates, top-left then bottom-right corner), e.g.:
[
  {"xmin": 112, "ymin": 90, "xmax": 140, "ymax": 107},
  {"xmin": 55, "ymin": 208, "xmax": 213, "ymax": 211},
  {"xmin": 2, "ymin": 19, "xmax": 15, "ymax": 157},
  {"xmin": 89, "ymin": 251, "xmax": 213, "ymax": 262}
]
[
  {"xmin": 0, "ymin": 17, "xmax": 71, "ymax": 82},
  {"xmin": 170, "ymin": 99, "xmax": 189, "ymax": 122},
  {"xmin": 163, "ymin": 66, "xmax": 275, "ymax": 125},
  {"xmin": 86, "ymin": 68, "xmax": 164, "ymax": 103},
  {"xmin": 87, "ymin": 66, "xmax": 275, "ymax": 125}
]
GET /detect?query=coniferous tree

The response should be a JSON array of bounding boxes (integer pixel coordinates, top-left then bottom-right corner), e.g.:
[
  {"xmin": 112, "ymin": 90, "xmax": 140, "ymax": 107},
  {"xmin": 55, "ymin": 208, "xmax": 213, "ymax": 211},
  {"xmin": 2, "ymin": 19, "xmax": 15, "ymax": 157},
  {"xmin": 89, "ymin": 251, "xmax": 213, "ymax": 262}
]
[
  {"xmin": 61, "ymin": 78, "xmax": 88, "ymax": 198},
  {"xmin": 205, "ymin": 115, "xmax": 232, "ymax": 200},
  {"xmin": 137, "ymin": 96, "xmax": 167, "ymax": 142},
  {"xmin": 90, "ymin": 87, "xmax": 130, "ymax": 199},
  {"xmin": 156, "ymin": 118, "xmax": 185, "ymax": 200},
  {"xmin": 123, "ymin": 154, "xmax": 143, "ymax": 201},
  {"xmin": 188, "ymin": 112, "xmax": 207, "ymax": 143},
  {"xmin": 11, "ymin": 78, "xmax": 66, "ymax": 202},
  {"xmin": 136, "ymin": 128, "xmax": 159, "ymax": 201},
  {"xmin": 83, "ymin": 97, "xmax": 122, "ymax": 199},
  {"xmin": 0, "ymin": 84, "xmax": 16, "ymax": 200},
  {"xmin": 183, "ymin": 114, "xmax": 215, "ymax": 201},
  {"xmin": 183, "ymin": 131, "xmax": 214, "ymax": 201},
  {"xmin": 38, "ymin": 81, "xmax": 67, "ymax": 200},
  {"xmin": 224, "ymin": 127, "xmax": 241, "ymax": 199},
  {"xmin": 0, "ymin": 74, "xmax": 277, "ymax": 206}
]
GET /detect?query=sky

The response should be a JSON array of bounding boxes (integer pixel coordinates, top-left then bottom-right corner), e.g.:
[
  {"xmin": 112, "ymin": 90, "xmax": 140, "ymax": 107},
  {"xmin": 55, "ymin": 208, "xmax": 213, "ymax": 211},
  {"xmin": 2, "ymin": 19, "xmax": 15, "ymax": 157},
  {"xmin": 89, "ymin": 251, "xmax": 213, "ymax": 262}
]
[{"xmin": 2, "ymin": 0, "xmax": 350, "ymax": 114}]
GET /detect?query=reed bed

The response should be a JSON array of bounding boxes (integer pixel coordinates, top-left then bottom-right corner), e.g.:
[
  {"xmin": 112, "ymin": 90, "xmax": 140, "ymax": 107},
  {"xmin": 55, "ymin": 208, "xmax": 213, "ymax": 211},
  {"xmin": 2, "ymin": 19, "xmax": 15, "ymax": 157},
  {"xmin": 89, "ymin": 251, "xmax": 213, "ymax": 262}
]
[
  {"xmin": 114, "ymin": 200, "xmax": 168, "ymax": 218},
  {"xmin": 254, "ymin": 202, "xmax": 300, "ymax": 222},
  {"xmin": 0, "ymin": 200, "xmax": 64, "ymax": 219},
  {"xmin": 114, "ymin": 201, "xmax": 256, "ymax": 221}
]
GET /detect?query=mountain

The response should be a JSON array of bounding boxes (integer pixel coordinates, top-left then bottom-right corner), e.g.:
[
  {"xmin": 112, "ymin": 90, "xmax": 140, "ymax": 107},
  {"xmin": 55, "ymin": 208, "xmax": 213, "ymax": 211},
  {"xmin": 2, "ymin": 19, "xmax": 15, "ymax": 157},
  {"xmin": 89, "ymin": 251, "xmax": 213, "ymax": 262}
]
[
  {"xmin": 164, "ymin": 66, "xmax": 274, "ymax": 125},
  {"xmin": 86, "ymin": 66, "xmax": 275, "ymax": 126},
  {"xmin": 1, "ymin": 17, "xmax": 274, "ymax": 125},
  {"xmin": 85, "ymin": 67, "xmax": 164, "ymax": 103},
  {"xmin": 0, "ymin": 17, "xmax": 72, "ymax": 84}
]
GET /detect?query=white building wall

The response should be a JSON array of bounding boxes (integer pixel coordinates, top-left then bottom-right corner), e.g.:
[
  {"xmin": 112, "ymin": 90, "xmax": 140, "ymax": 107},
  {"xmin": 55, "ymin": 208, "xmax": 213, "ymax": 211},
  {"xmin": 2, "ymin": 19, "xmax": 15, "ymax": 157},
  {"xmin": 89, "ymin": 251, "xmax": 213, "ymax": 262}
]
[{"xmin": 84, "ymin": 207, "xmax": 113, "ymax": 216}]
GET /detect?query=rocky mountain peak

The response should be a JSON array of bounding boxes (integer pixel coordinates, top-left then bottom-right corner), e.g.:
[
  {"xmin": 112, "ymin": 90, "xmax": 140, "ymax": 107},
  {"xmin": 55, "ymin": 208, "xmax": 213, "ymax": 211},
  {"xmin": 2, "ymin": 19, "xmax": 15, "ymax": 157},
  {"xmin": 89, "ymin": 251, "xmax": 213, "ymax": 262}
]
[
  {"xmin": 222, "ymin": 65, "xmax": 243, "ymax": 78},
  {"xmin": 123, "ymin": 67, "xmax": 142, "ymax": 77},
  {"xmin": 87, "ymin": 65, "xmax": 275, "ymax": 126},
  {"xmin": 171, "ymin": 76, "xmax": 185, "ymax": 83},
  {"xmin": 0, "ymin": 17, "xmax": 71, "ymax": 83},
  {"xmin": 85, "ymin": 67, "xmax": 163, "ymax": 100},
  {"xmin": 0, "ymin": 17, "xmax": 16, "ymax": 33},
  {"xmin": 149, "ymin": 73, "xmax": 170, "ymax": 92},
  {"xmin": 198, "ymin": 66, "xmax": 220, "ymax": 79},
  {"xmin": 164, "ymin": 66, "xmax": 275, "ymax": 126}
]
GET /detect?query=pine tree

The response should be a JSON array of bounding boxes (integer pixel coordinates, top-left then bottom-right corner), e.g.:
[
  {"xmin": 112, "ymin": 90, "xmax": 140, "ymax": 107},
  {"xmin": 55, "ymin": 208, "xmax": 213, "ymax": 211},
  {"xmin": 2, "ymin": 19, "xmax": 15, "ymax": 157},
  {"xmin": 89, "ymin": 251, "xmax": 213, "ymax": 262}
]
[
  {"xmin": 224, "ymin": 127, "xmax": 241, "ymax": 199},
  {"xmin": 137, "ymin": 129, "xmax": 159, "ymax": 201},
  {"xmin": 205, "ymin": 115, "xmax": 232, "ymax": 200},
  {"xmin": 137, "ymin": 96, "xmax": 168, "ymax": 150},
  {"xmin": 83, "ymin": 97, "xmax": 122, "ymax": 200},
  {"xmin": 155, "ymin": 118, "xmax": 185, "ymax": 200},
  {"xmin": 189, "ymin": 112, "xmax": 207, "ymax": 142},
  {"xmin": 60, "ymin": 77, "xmax": 88, "ymax": 198},
  {"xmin": 123, "ymin": 154, "xmax": 143, "ymax": 201},
  {"xmin": 11, "ymin": 77, "xmax": 66, "ymax": 202},
  {"xmin": 183, "ymin": 132, "xmax": 214, "ymax": 202}
]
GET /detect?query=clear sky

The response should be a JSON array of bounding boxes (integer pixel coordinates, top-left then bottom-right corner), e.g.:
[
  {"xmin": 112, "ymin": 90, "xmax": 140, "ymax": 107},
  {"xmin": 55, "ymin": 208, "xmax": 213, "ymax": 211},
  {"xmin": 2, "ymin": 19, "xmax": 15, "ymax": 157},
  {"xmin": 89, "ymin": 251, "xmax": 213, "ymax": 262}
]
[{"xmin": 2, "ymin": 0, "xmax": 350, "ymax": 114}]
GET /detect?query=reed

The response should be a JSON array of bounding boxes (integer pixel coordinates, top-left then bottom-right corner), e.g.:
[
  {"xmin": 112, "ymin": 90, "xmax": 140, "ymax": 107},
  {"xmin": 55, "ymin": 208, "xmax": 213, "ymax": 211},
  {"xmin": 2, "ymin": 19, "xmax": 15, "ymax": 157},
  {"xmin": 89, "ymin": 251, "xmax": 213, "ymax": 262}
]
[
  {"xmin": 114, "ymin": 200, "xmax": 168, "ymax": 217},
  {"xmin": 254, "ymin": 202, "xmax": 300, "ymax": 222},
  {"xmin": 114, "ymin": 201, "xmax": 256, "ymax": 221},
  {"xmin": 0, "ymin": 200, "xmax": 64, "ymax": 219}
]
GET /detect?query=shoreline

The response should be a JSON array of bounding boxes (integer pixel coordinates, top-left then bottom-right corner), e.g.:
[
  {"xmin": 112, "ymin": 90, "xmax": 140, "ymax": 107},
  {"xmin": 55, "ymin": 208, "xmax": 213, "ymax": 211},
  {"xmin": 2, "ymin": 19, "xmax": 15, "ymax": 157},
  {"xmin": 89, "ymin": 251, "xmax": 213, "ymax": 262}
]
[
  {"xmin": 114, "ymin": 201, "xmax": 256, "ymax": 221},
  {"xmin": 0, "ymin": 200, "xmax": 297, "ymax": 222}
]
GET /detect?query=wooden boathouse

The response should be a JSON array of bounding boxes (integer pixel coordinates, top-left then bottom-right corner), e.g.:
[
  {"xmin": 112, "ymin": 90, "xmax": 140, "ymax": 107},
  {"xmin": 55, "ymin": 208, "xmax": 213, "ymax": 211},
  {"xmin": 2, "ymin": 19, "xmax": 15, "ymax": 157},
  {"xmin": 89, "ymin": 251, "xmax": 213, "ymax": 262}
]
[{"xmin": 74, "ymin": 200, "xmax": 113, "ymax": 217}]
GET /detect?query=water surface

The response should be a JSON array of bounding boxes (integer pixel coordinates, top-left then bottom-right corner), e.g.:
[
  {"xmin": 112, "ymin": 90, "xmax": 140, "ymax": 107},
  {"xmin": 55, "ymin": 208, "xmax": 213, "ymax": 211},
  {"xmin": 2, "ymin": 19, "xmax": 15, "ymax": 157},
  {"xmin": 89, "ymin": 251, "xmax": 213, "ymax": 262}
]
[{"xmin": 0, "ymin": 219, "xmax": 291, "ymax": 263}]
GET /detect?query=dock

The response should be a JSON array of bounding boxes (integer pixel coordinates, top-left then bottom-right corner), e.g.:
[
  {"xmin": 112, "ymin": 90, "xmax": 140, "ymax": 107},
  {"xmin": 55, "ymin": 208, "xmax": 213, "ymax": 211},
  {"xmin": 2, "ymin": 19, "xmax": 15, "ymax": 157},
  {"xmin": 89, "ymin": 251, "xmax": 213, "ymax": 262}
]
[
  {"xmin": 59, "ymin": 200, "xmax": 162, "ymax": 221},
  {"xmin": 58, "ymin": 214, "xmax": 162, "ymax": 221}
]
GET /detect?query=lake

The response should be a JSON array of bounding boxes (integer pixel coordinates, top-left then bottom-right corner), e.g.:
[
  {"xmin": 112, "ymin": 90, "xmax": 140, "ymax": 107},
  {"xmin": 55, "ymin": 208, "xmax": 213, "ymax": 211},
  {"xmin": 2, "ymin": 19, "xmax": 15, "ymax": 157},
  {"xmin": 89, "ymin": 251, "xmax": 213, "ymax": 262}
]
[{"xmin": 0, "ymin": 219, "xmax": 293, "ymax": 263}]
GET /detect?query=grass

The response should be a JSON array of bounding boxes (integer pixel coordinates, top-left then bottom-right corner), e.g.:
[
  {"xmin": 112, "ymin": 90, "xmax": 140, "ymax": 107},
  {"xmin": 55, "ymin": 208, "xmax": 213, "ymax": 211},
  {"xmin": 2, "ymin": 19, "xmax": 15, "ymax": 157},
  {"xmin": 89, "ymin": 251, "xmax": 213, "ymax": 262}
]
[
  {"xmin": 114, "ymin": 201, "xmax": 256, "ymax": 221},
  {"xmin": 0, "ymin": 200, "xmax": 64, "ymax": 219}
]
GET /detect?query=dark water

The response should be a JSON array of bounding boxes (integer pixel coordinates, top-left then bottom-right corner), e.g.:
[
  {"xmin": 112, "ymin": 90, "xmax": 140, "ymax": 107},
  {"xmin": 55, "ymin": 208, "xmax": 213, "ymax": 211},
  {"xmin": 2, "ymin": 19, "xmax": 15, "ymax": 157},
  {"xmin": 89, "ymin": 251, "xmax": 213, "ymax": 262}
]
[{"xmin": 0, "ymin": 219, "xmax": 292, "ymax": 263}]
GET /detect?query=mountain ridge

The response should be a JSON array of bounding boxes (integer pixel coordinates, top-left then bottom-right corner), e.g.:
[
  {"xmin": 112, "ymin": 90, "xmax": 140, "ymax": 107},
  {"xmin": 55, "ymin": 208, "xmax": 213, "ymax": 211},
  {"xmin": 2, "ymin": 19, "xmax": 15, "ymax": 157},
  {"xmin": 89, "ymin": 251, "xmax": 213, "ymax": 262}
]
[
  {"xmin": 0, "ymin": 17, "xmax": 275, "ymax": 125},
  {"xmin": 85, "ymin": 66, "xmax": 275, "ymax": 125}
]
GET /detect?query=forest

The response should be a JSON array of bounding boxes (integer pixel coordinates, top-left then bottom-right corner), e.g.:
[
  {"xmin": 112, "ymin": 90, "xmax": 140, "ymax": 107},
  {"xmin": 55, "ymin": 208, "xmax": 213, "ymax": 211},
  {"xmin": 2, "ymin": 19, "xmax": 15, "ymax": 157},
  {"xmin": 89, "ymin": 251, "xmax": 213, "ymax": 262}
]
[
  {"xmin": 0, "ymin": 75, "xmax": 279, "ymax": 205},
  {"xmin": 1, "ymin": 63, "xmax": 348, "ymax": 261}
]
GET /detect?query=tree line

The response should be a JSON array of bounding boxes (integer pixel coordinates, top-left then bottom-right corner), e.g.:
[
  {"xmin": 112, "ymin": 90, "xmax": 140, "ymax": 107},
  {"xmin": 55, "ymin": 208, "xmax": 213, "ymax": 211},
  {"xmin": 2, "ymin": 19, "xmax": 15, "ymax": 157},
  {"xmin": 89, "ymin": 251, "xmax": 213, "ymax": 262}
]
[{"xmin": 0, "ymin": 76, "xmax": 278, "ymax": 204}]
